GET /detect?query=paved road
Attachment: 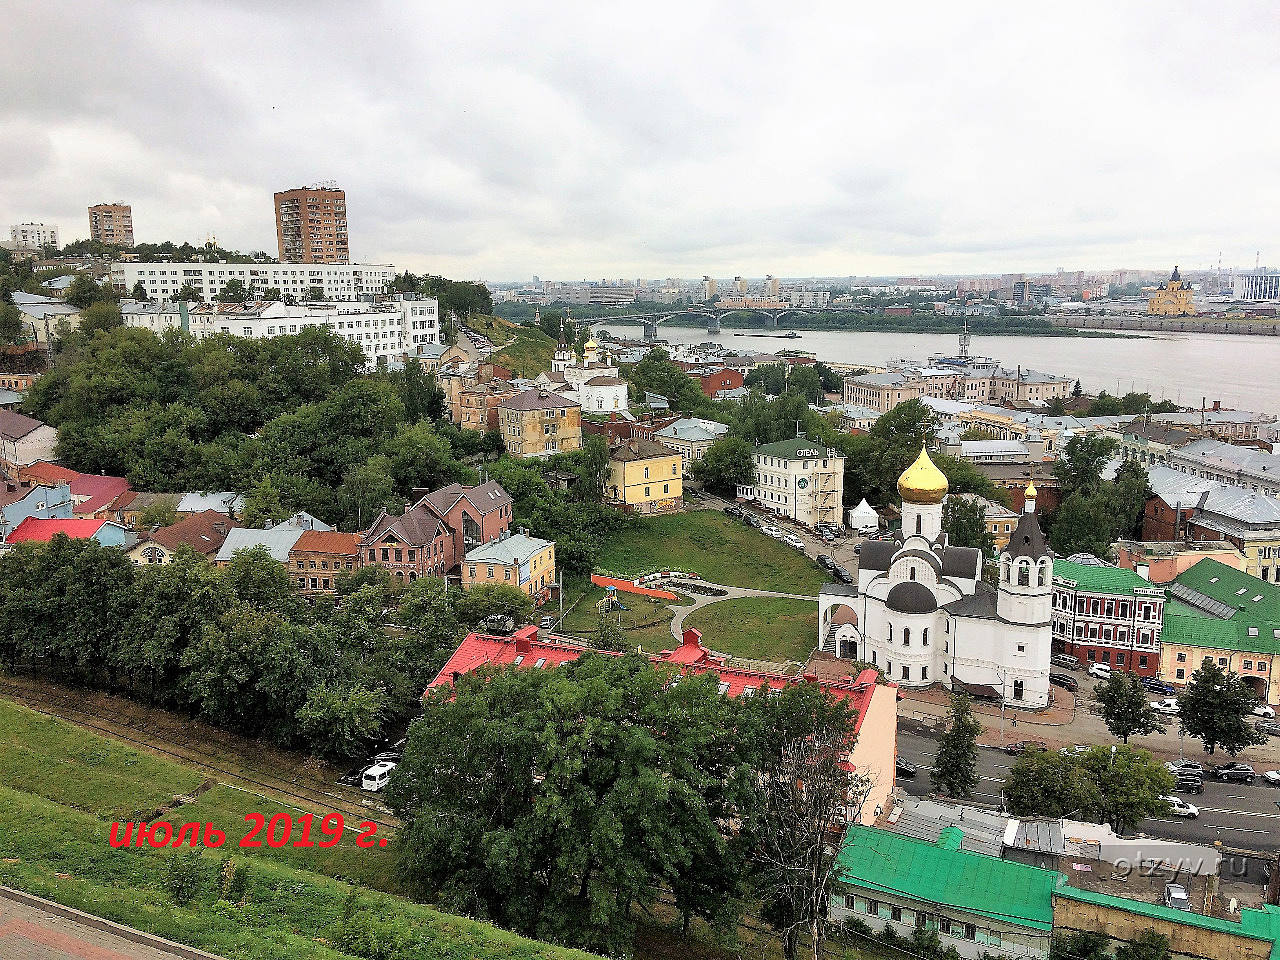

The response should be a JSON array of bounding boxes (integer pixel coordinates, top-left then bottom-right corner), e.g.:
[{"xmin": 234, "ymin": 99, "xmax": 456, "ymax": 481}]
[
  {"xmin": 897, "ymin": 729, "xmax": 1280, "ymax": 854},
  {"xmin": 692, "ymin": 489, "xmax": 865, "ymax": 574}
]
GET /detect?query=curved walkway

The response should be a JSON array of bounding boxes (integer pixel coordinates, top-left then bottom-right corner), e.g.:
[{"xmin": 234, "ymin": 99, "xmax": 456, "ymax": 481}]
[{"xmin": 666, "ymin": 579, "xmax": 817, "ymax": 641}]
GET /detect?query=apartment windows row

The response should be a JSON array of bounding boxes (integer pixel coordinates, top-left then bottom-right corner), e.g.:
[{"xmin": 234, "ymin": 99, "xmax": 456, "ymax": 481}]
[
  {"xmin": 842, "ymin": 896, "xmax": 1004, "ymax": 948},
  {"xmin": 1083, "ymin": 648, "xmax": 1153, "ymax": 670},
  {"xmin": 1054, "ymin": 592, "xmax": 1159, "ymax": 621}
]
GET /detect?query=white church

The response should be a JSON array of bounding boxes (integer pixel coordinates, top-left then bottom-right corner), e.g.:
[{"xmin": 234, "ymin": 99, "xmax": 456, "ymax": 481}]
[
  {"xmin": 534, "ymin": 324, "xmax": 629, "ymax": 414},
  {"xmin": 819, "ymin": 447, "xmax": 1053, "ymax": 708}
]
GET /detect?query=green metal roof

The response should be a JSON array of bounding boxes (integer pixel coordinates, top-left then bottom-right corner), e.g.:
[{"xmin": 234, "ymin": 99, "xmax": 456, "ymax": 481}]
[
  {"xmin": 1052, "ymin": 559, "xmax": 1162, "ymax": 597},
  {"xmin": 1055, "ymin": 886, "xmax": 1280, "ymax": 954},
  {"xmin": 1161, "ymin": 600, "xmax": 1280, "ymax": 656},
  {"xmin": 754, "ymin": 436, "xmax": 841, "ymax": 461},
  {"xmin": 833, "ymin": 825, "xmax": 1060, "ymax": 931},
  {"xmin": 1175, "ymin": 558, "xmax": 1280, "ymax": 624}
]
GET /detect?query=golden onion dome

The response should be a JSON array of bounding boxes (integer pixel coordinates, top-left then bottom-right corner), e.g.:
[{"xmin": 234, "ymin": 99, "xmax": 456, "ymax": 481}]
[
  {"xmin": 1025, "ymin": 480, "xmax": 1038, "ymax": 500},
  {"xmin": 897, "ymin": 446, "xmax": 949, "ymax": 505}
]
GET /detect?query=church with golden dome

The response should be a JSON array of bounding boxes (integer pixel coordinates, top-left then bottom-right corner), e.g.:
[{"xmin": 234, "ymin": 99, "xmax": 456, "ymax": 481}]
[
  {"xmin": 818, "ymin": 446, "xmax": 1054, "ymax": 708},
  {"xmin": 1148, "ymin": 265, "xmax": 1197, "ymax": 317}
]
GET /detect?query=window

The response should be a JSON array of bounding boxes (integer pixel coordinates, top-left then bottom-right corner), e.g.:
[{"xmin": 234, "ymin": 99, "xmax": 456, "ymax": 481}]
[
  {"xmin": 921, "ymin": 666, "xmax": 928, "ymax": 681},
  {"xmin": 717, "ymin": 680, "xmax": 729, "ymax": 694},
  {"xmin": 1176, "ymin": 668, "xmax": 1185, "ymax": 680},
  {"xmin": 909, "ymin": 566, "xmax": 916, "ymax": 581},
  {"xmin": 1017, "ymin": 643, "xmax": 1025, "ymax": 653},
  {"xmin": 644, "ymin": 486, "xmax": 650, "ymax": 497},
  {"xmin": 903, "ymin": 628, "xmax": 910, "ymax": 647},
  {"xmin": 1177, "ymin": 652, "xmax": 1187, "ymax": 663},
  {"xmin": 922, "ymin": 628, "xmax": 929, "ymax": 646},
  {"xmin": 533, "ymin": 658, "xmax": 547, "ymax": 668},
  {"xmin": 1245, "ymin": 660, "xmax": 1254, "ymax": 671},
  {"xmin": 902, "ymin": 665, "xmax": 910, "ymax": 680},
  {"xmin": 1139, "ymin": 655, "xmax": 1148, "ymax": 668},
  {"xmin": 1116, "ymin": 652, "xmax": 1125, "ymax": 666},
  {"xmin": 1013, "ymin": 679, "xmax": 1024, "ymax": 701},
  {"xmin": 1219, "ymin": 657, "xmax": 1228, "ymax": 667}
]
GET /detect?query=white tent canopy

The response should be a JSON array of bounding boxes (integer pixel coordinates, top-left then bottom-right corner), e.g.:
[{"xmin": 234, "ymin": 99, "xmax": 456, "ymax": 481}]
[{"xmin": 847, "ymin": 498, "xmax": 879, "ymax": 533}]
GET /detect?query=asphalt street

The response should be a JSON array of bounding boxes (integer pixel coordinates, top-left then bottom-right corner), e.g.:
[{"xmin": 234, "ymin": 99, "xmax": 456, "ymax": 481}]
[{"xmin": 897, "ymin": 729, "xmax": 1280, "ymax": 854}]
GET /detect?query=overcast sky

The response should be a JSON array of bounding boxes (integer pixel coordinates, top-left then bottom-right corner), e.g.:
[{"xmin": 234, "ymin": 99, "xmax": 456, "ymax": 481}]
[{"xmin": 3, "ymin": 1, "xmax": 1278, "ymax": 281}]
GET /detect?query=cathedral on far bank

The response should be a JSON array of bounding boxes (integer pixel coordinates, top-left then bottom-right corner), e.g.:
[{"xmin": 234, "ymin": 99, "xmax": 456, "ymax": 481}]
[
  {"xmin": 819, "ymin": 448, "xmax": 1054, "ymax": 708},
  {"xmin": 1147, "ymin": 265, "xmax": 1197, "ymax": 316}
]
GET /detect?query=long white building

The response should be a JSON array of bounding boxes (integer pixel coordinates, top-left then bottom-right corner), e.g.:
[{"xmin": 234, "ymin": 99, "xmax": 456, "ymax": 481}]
[
  {"xmin": 110, "ymin": 261, "xmax": 396, "ymax": 304},
  {"xmin": 1233, "ymin": 272, "xmax": 1280, "ymax": 302},
  {"xmin": 8, "ymin": 223, "xmax": 60, "ymax": 250},
  {"xmin": 120, "ymin": 294, "xmax": 439, "ymax": 368}
]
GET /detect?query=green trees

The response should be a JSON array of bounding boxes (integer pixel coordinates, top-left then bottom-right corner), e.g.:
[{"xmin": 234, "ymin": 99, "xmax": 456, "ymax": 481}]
[
  {"xmin": 130, "ymin": 280, "xmax": 149, "ymax": 301},
  {"xmin": 692, "ymin": 436, "xmax": 756, "ymax": 496},
  {"xmin": 1049, "ymin": 435, "xmax": 1149, "ymax": 558},
  {"xmin": 175, "ymin": 282, "xmax": 201, "ymax": 302},
  {"xmin": 1177, "ymin": 659, "xmax": 1267, "ymax": 756},
  {"xmin": 388, "ymin": 654, "xmax": 859, "ymax": 957},
  {"xmin": 0, "ymin": 536, "xmax": 470, "ymax": 760},
  {"xmin": 1005, "ymin": 745, "xmax": 1173, "ymax": 833},
  {"xmin": 1094, "ymin": 671, "xmax": 1166, "ymax": 743},
  {"xmin": 626, "ymin": 347, "xmax": 711, "ymax": 413},
  {"xmin": 942, "ymin": 495, "xmax": 995, "ymax": 554},
  {"xmin": 64, "ymin": 274, "xmax": 114, "ymax": 309},
  {"xmin": 932, "ymin": 692, "xmax": 982, "ymax": 799}
]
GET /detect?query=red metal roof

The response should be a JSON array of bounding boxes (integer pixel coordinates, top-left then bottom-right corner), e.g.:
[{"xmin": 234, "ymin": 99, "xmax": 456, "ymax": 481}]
[
  {"xmin": 7, "ymin": 517, "xmax": 106, "ymax": 543},
  {"xmin": 429, "ymin": 624, "xmax": 881, "ymax": 713}
]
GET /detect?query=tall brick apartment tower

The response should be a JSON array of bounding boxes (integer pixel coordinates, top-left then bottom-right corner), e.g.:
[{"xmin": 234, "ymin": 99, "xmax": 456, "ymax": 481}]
[
  {"xmin": 88, "ymin": 203, "xmax": 134, "ymax": 246},
  {"xmin": 273, "ymin": 182, "xmax": 349, "ymax": 263}
]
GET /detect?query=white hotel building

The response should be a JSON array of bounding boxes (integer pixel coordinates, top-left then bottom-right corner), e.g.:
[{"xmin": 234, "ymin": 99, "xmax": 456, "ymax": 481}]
[
  {"xmin": 110, "ymin": 261, "xmax": 396, "ymax": 304},
  {"xmin": 120, "ymin": 294, "xmax": 439, "ymax": 368}
]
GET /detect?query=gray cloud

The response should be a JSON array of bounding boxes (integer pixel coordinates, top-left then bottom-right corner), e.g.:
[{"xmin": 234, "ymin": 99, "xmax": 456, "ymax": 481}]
[{"xmin": 2, "ymin": 0, "xmax": 1278, "ymax": 280}]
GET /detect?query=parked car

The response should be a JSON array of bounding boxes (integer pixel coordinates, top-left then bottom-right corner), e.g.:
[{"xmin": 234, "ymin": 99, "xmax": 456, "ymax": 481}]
[
  {"xmin": 1164, "ymin": 760, "xmax": 1205, "ymax": 777},
  {"xmin": 1212, "ymin": 762, "xmax": 1256, "ymax": 784},
  {"xmin": 1151, "ymin": 697, "xmax": 1180, "ymax": 716},
  {"xmin": 1087, "ymin": 662, "xmax": 1112, "ymax": 680},
  {"xmin": 371, "ymin": 750, "xmax": 401, "ymax": 764},
  {"xmin": 1258, "ymin": 719, "xmax": 1280, "ymax": 738},
  {"xmin": 1162, "ymin": 796, "xmax": 1199, "ymax": 819},
  {"xmin": 724, "ymin": 504, "xmax": 743, "ymax": 519},
  {"xmin": 832, "ymin": 565, "xmax": 855, "ymax": 584},
  {"xmin": 895, "ymin": 756, "xmax": 917, "ymax": 778},
  {"xmin": 1141, "ymin": 676, "xmax": 1176, "ymax": 695},
  {"xmin": 1004, "ymin": 740, "xmax": 1047, "ymax": 756},
  {"xmin": 1175, "ymin": 774, "xmax": 1204, "ymax": 795},
  {"xmin": 1059, "ymin": 744, "xmax": 1091, "ymax": 758},
  {"xmin": 1049, "ymin": 672, "xmax": 1079, "ymax": 692},
  {"xmin": 1253, "ymin": 704, "xmax": 1277, "ymax": 719},
  {"xmin": 782, "ymin": 533, "xmax": 806, "ymax": 551},
  {"xmin": 743, "ymin": 513, "xmax": 763, "ymax": 529},
  {"xmin": 1164, "ymin": 882, "xmax": 1192, "ymax": 911},
  {"xmin": 816, "ymin": 555, "xmax": 838, "ymax": 572},
  {"xmin": 1051, "ymin": 653, "xmax": 1082, "ymax": 672},
  {"xmin": 338, "ymin": 764, "xmax": 366, "ymax": 787},
  {"xmin": 1262, "ymin": 770, "xmax": 1280, "ymax": 786},
  {"xmin": 361, "ymin": 760, "xmax": 397, "ymax": 792},
  {"xmin": 762, "ymin": 525, "xmax": 784, "ymax": 539}
]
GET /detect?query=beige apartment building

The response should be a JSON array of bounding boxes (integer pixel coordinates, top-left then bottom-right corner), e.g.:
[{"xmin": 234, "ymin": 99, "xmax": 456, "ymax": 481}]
[
  {"xmin": 274, "ymin": 183, "xmax": 349, "ymax": 263},
  {"xmin": 499, "ymin": 389, "xmax": 582, "ymax": 458},
  {"xmin": 88, "ymin": 203, "xmax": 133, "ymax": 246}
]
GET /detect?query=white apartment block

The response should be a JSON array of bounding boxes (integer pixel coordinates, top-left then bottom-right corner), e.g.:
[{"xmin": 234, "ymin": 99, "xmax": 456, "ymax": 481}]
[
  {"xmin": 110, "ymin": 261, "xmax": 396, "ymax": 304},
  {"xmin": 787, "ymin": 289, "xmax": 831, "ymax": 308},
  {"xmin": 1233, "ymin": 272, "xmax": 1280, "ymax": 302},
  {"xmin": 8, "ymin": 223, "xmax": 60, "ymax": 250},
  {"xmin": 120, "ymin": 294, "xmax": 439, "ymax": 368}
]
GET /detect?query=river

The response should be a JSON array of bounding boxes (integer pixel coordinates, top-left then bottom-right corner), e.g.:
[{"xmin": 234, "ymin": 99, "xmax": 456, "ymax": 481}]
[{"xmin": 593, "ymin": 324, "xmax": 1280, "ymax": 416}]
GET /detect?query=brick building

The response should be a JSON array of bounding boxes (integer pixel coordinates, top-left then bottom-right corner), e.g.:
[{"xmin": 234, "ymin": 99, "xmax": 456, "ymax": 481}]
[
  {"xmin": 1051, "ymin": 558, "xmax": 1166, "ymax": 675},
  {"xmin": 697, "ymin": 367, "xmax": 744, "ymax": 398},
  {"xmin": 88, "ymin": 203, "xmax": 133, "ymax": 246},
  {"xmin": 289, "ymin": 530, "xmax": 361, "ymax": 593},
  {"xmin": 273, "ymin": 183, "xmax": 349, "ymax": 263}
]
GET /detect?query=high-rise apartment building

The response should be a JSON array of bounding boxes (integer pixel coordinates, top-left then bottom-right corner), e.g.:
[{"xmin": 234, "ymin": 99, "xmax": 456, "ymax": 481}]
[
  {"xmin": 274, "ymin": 183, "xmax": 349, "ymax": 263},
  {"xmin": 88, "ymin": 204, "xmax": 134, "ymax": 246}
]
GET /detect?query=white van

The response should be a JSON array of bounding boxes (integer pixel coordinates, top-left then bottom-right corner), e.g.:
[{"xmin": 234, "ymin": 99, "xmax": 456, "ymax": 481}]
[{"xmin": 361, "ymin": 760, "xmax": 397, "ymax": 792}]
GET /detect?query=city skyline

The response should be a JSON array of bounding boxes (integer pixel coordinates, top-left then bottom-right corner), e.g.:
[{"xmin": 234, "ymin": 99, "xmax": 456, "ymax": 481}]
[{"xmin": 3, "ymin": 2, "xmax": 1279, "ymax": 280}]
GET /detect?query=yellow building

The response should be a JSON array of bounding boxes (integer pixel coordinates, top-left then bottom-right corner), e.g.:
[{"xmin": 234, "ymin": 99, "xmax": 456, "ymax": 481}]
[
  {"xmin": 1147, "ymin": 265, "xmax": 1196, "ymax": 316},
  {"xmin": 461, "ymin": 533, "xmax": 557, "ymax": 602},
  {"xmin": 498, "ymin": 388, "xmax": 582, "ymax": 458},
  {"xmin": 956, "ymin": 492, "xmax": 1020, "ymax": 550},
  {"xmin": 607, "ymin": 439, "xmax": 684, "ymax": 515}
]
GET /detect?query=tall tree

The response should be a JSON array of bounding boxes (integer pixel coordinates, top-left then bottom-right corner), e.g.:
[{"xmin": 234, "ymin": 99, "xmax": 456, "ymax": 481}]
[
  {"xmin": 1177, "ymin": 659, "xmax": 1267, "ymax": 756},
  {"xmin": 932, "ymin": 692, "xmax": 982, "ymax": 799},
  {"xmin": 130, "ymin": 280, "xmax": 149, "ymax": 301},
  {"xmin": 692, "ymin": 436, "xmax": 756, "ymax": 496},
  {"xmin": 1053, "ymin": 433, "xmax": 1119, "ymax": 496},
  {"xmin": 215, "ymin": 278, "xmax": 250, "ymax": 304},
  {"xmin": 942, "ymin": 495, "xmax": 996, "ymax": 554},
  {"xmin": 1095, "ymin": 671, "xmax": 1166, "ymax": 743},
  {"xmin": 1006, "ymin": 745, "xmax": 1173, "ymax": 833}
]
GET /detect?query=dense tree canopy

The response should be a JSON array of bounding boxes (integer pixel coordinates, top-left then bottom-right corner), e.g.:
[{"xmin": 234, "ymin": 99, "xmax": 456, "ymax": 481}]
[
  {"xmin": 1005, "ymin": 745, "xmax": 1173, "ymax": 832},
  {"xmin": 1177, "ymin": 659, "xmax": 1267, "ymax": 756}
]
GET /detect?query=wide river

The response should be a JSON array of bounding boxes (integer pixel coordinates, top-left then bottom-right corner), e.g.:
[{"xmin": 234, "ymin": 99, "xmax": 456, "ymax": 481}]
[{"xmin": 594, "ymin": 323, "xmax": 1280, "ymax": 416}]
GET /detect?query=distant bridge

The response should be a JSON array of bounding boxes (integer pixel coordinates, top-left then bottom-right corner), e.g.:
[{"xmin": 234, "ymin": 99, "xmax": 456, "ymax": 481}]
[{"xmin": 598, "ymin": 306, "xmax": 840, "ymax": 339}]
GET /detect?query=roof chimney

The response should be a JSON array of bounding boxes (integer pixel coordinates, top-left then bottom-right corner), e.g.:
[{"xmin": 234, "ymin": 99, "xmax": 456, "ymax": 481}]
[{"xmin": 513, "ymin": 624, "xmax": 537, "ymax": 652}]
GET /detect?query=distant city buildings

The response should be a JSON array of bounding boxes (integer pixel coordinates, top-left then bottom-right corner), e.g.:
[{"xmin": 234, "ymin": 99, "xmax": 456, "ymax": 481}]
[
  {"xmin": 7, "ymin": 223, "xmax": 59, "ymax": 250},
  {"xmin": 274, "ymin": 182, "xmax": 349, "ymax": 263},
  {"xmin": 843, "ymin": 361, "xmax": 1073, "ymax": 413},
  {"xmin": 88, "ymin": 203, "xmax": 133, "ymax": 246}
]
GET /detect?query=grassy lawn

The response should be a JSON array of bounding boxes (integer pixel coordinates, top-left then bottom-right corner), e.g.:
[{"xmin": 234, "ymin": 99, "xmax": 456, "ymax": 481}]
[
  {"xmin": 492, "ymin": 323, "xmax": 557, "ymax": 377},
  {"xmin": 0, "ymin": 697, "xmax": 597, "ymax": 960},
  {"xmin": 599, "ymin": 510, "xmax": 827, "ymax": 595},
  {"xmin": 557, "ymin": 584, "xmax": 682, "ymax": 651},
  {"xmin": 685, "ymin": 597, "xmax": 818, "ymax": 666}
]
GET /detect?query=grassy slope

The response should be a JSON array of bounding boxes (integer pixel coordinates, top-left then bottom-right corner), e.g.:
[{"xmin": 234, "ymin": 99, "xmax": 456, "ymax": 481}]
[
  {"xmin": 0, "ymin": 698, "xmax": 597, "ymax": 960},
  {"xmin": 685, "ymin": 597, "xmax": 818, "ymax": 665},
  {"xmin": 598, "ymin": 511, "xmax": 827, "ymax": 595},
  {"xmin": 557, "ymin": 584, "xmax": 686, "ymax": 652},
  {"xmin": 466, "ymin": 314, "xmax": 557, "ymax": 378}
]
